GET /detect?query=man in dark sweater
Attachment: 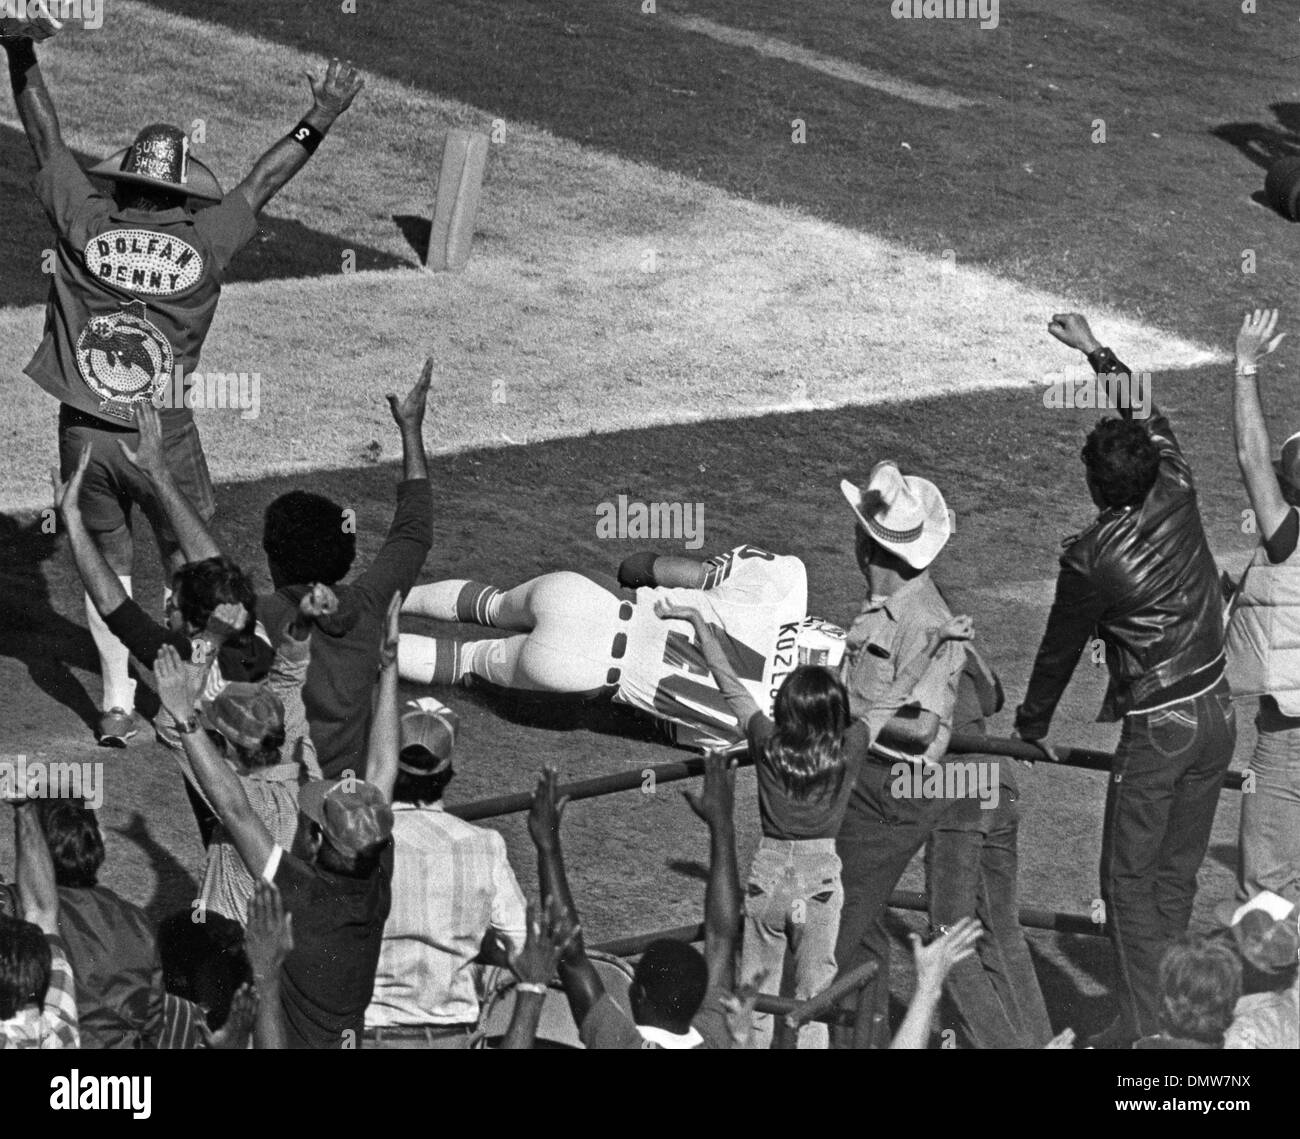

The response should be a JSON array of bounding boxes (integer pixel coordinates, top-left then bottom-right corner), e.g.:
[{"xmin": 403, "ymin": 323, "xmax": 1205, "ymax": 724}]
[{"xmin": 257, "ymin": 361, "xmax": 434, "ymax": 779}]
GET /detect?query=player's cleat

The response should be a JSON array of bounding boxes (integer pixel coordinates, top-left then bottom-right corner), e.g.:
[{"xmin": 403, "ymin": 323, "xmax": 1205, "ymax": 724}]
[
  {"xmin": 97, "ymin": 707, "xmax": 140, "ymax": 748},
  {"xmin": 0, "ymin": 10, "xmax": 63, "ymax": 41}
]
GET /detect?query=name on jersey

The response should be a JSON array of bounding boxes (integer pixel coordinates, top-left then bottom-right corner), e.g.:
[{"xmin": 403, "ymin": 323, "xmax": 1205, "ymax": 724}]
[
  {"xmin": 769, "ymin": 622, "xmax": 801, "ymax": 704},
  {"xmin": 84, "ymin": 229, "xmax": 204, "ymax": 296}
]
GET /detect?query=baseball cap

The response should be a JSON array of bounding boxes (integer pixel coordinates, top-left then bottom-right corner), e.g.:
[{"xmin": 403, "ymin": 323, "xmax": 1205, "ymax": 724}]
[
  {"xmin": 205, "ymin": 682, "xmax": 285, "ymax": 752},
  {"xmin": 297, "ymin": 778, "xmax": 394, "ymax": 859},
  {"xmin": 399, "ymin": 697, "xmax": 460, "ymax": 775},
  {"xmin": 1214, "ymin": 891, "xmax": 1299, "ymax": 975}
]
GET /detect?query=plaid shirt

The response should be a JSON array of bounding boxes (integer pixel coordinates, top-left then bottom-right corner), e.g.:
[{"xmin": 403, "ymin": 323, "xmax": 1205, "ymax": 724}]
[
  {"xmin": 366, "ymin": 803, "xmax": 528, "ymax": 1028},
  {"xmin": 0, "ymin": 934, "xmax": 80, "ymax": 1049}
]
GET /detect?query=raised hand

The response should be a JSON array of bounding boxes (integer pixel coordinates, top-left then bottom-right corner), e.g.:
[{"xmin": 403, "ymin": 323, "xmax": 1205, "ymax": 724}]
[
  {"xmin": 245, "ymin": 879, "xmax": 295, "ymax": 984},
  {"xmin": 1236, "ymin": 308, "xmax": 1285, "ymax": 367},
  {"xmin": 527, "ymin": 766, "xmax": 569, "ymax": 852},
  {"xmin": 387, "ymin": 358, "xmax": 433, "ymax": 433},
  {"xmin": 154, "ymin": 643, "xmax": 198, "ymax": 726},
  {"xmin": 682, "ymin": 750, "xmax": 735, "ymax": 827},
  {"xmin": 723, "ymin": 971, "xmax": 769, "ymax": 1048},
  {"xmin": 1048, "ymin": 313, "xmax": 1101, "ymax": 356},
  {"xmin": 297, "ymin": 583, "xmax": 340, "ymax": 623},
  {"xmin": 117, "ymin": 401, "xmax": 168, "ymax": 479},
  {"xmin": 305, "ymin": 57, "xmax": 364, "ymax": 121},
  {"xmin": 198, "ymin": 983, "xmax": 258, "ymax": 1050},
  {"xmin": 509, "ymin": 896, "xmax": 580, "ymax": 986},
  {"xmin": 50, "ymin": 443, "xmax": 91, "ymax": 516},
  {"xmin": 378, "ymin": 590, "xmax": 401, "ymax": 670},
  {"xmin": 1045, "ymin": 1027, "xmax": 1077, "ymax": 1049},
  {"xmin": 910, "ymin": 916, "xmax": 983, "ymax": 995},
  {"xmin": 204, "ymin": 602, "xmax": 249, "ymax": 645}
]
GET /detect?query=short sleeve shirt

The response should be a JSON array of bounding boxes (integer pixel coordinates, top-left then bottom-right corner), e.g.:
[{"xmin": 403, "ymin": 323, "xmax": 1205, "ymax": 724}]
[
  {"xmin": 747, "ymin": 713, "xmax": 867, "ymax": 840},
  {"xmin": 264, "ymin": 842, "xmax": 394, "ymax": 1049},
  {"xmin": 25, "ymin": 147, "xmax": 257, "ymax": 426},
  {"xmin": 838, "ymin": 576, "xmax": 962, "ymax": 767},
  {"xmin": 579, "ymin": 986, "xmax": 734, "ymax": 1049}
]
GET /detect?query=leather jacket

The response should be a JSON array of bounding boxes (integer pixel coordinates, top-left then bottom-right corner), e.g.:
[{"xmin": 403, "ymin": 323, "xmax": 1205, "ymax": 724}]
[{"xmin": 1015, "ymin": 349, "xmax": 1225, "ymax": 739}]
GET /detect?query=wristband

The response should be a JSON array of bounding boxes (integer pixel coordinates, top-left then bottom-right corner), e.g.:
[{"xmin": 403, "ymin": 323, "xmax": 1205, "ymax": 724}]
[
  {"xmin": 177, "ymin": 715, "xmax": 202, "ymax": 735},
  {"xmin": 288, "ymin": 120, "xmax": 325, "ymax": 156},
  {"xmin": 515, "ymin": 982, "xmax": 548, "ymax": 995},
  {"xmin": 1236, "ymin": 361, "xmax": 1259, "ymax": 377}
]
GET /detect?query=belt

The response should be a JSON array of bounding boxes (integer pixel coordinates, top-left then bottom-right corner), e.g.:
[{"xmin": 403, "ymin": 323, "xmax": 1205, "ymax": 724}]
[
  {"xmin": 59, "ymin": 401, "xmax": 138, "ymax": 433},
  {"xmin": 605, "ymin": 600, "xmax": 635, "ymax": 686},
  {"xmin": 363, "ymin": 1023, "xmax": 475, "ymax": 1042}
]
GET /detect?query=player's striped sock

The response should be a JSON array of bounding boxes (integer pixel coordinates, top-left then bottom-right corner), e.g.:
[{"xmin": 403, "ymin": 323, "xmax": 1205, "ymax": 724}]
[
  {"xmin": 402, "ymin": 580, "xmax": 503, "ymax": 626},
  {"xmin": 398, "ymin": 634, "xmax": 466, "ymax": 686},
  {"xmin": 455, "ymin": 582, "xmax": 503, "ymax": 626}
]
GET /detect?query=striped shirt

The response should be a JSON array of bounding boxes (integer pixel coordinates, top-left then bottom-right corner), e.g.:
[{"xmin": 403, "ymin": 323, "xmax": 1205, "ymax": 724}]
[
  {"xmin": 0, "ymin": 934, "xmax": 80, "ymax": 1049},
  {"xmin": 366, "ymin": 803, "xmax": 528, "ymax": 1029}
]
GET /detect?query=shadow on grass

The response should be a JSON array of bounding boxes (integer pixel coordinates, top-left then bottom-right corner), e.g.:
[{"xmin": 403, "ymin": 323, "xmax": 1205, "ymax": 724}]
[
  {"xmin": 0, "ymin": 512, "xmax": 100, "ymax": 736},
  {"xmin": 111, "ymin": 808, "xmax": 201, "ymax": 928}
]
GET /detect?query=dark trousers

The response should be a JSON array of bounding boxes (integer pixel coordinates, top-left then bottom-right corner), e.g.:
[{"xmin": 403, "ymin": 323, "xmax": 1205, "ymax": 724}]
[
  {"xmin": 1101, "ymin": 679, "xmax": 1236, "ymax": 1038},
  {"xmin": 927, "ymin": 781, "xmax": 1053, "ymax": 1048},
  {"xmin": 833, "ymin": 756, "xmax": 961, "ymax": 1047}
]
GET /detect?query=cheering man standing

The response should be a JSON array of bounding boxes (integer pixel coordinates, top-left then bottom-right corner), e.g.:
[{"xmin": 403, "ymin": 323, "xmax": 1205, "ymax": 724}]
[
  {"xmin": 1015, "ymin": 313, "xmax": 1235, "ymax": 1049},
  {"xmin": 3, "ymin": 24, "xmax": 363, "ymax": 743}
]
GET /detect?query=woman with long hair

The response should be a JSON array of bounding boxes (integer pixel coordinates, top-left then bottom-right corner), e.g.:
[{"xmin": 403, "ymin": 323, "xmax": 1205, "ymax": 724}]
[{"xmin": 654, "ymin": 598, "xmax": 969, "ymax": 1047}]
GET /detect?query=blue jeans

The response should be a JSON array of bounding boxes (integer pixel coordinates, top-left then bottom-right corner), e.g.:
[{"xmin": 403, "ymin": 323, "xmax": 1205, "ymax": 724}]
[
  {"xmin": 1101, "ymin": 679, "xmax": 1236, "ymax": 1038},
  {"xmin": 1239, "ymin": 699, "xmax": 1300, "ymax": 906},
  {"xmin": 740, "ymin": 838, "xmax": 843, "ymax": 1049},
  {"xmin": 926, "ymin": 772, "xmax": 1054, "ymax": 1049}
]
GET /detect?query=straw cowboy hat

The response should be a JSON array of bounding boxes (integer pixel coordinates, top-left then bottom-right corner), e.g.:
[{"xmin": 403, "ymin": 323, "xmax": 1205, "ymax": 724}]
[{"xmin": 840, "ymin": 461, "xmax": 951, "ymax": 570}]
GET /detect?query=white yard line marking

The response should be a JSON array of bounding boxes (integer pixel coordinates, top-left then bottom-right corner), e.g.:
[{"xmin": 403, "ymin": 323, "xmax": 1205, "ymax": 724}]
[{"xmin": 664, "ymin": 14, "xmax": 980, "ymax": 110}]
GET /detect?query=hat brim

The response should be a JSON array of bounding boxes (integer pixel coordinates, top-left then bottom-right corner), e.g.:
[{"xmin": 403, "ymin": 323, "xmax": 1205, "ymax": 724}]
[
  {"xmin": 840, "ymin": 477, "xmax": 950, "ymax": 570},
  {"xmin": 296, "ymin": 779, "xmax": 331, "ymax": 829},
  {"xmin": 87, "ymin": 148, "xmax": 224, "ymax": 203}
]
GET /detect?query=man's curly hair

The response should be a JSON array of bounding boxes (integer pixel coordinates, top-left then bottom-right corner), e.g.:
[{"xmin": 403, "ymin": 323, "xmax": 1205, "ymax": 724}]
[
  {"xmin": 1158, "ymin": 934, "xmax": 1241, "ymax": 1045},
  {"xmin": 262, "ymin": 491, "xmax": 357, "ymax": 586},
  {"xmin": 1081, "ymin": 418, "xmax": 1162, "ymax": 509}
]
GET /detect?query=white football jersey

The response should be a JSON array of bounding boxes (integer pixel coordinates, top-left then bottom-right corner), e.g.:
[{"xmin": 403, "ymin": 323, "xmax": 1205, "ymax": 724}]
[{"xmin": 614, "ymin": 545, "xmax": 809, "ymax": 749}]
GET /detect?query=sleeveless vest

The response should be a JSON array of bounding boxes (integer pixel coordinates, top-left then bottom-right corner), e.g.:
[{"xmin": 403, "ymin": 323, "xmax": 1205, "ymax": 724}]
[{"xmin": 1226, "ymin": 540, "xmax": 1300, "ymax": 715}]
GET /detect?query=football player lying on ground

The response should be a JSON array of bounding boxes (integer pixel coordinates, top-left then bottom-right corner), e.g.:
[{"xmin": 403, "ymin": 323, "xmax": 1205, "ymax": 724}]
[
  {"xmin": 400, "ymin": 543, "xmax": 844, "ymax": 751},
  {"xmin": 527, "ymin": 756, "xmax": 742, "ymax": 1048},
  {"xmin": 4, "ymin": 26, "xmax": 363, "ymax": 746},
  {"xmin": 51, "ymin": 403, "xmax": 271, "ymax": 746},
  {"xmin": 652, "ymin": 598, "xmax": 972, "ymax": 1048}
]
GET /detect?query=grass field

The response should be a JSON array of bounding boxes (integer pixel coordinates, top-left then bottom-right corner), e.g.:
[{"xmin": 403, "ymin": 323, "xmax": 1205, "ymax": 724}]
[{"xmin": 0, "ymin": 0, "xmax": 1294, "ymax": 1043}]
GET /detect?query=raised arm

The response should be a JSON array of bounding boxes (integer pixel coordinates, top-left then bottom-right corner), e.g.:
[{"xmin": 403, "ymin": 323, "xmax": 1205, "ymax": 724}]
[
  {"xmin": 233, "ymin": 58, "xmax": 364, "ymax": 214},
  {"xmin": 364, "ymin": 592, "xmax": 402, "ymax": 803},
  {"xmin": 245, "ymin": 880, "xmax": 293, "ymax": 1050},
  {"xmin": 501, "ymin": 897, "xmax": 579, "ymax": 1050},
  {"xmin": 683, "ymin": 752, "xmax": 741, "ymax": 993},
  {"xmin": 118, "ymin": 403, "xmax": 221, "ymax": 563},
  {"xmin": 654, "ymin": 600, "xmax": 762, "ymax": 728},
  {"xmin": 154, "ymin": 645, "xmax": 276, "ymax": 876},
  {"xmin": 1233, "ymin": 309, "xmax": 1290, "ymax": 541},
  {"xmin": 3, "ymin": 36, "xmax": 66, "ymax": 169},
  {"xmin": 528, "ymin": 767, "xmax": 605, "ymax": 1026},
  {"xmin": 388, "ymin": 358, "xmax": 432, "ymax": 484},
  {"xmin": 890, "ymin": 917, "xmax": 982, "ymax": 1049},
  {"xmin": 53, "ymin": 444, "xmax": 129, "ymax": 616},
  {"xmin": 13, "ymin": 800, "xmax": 59, "ymax": 935}
]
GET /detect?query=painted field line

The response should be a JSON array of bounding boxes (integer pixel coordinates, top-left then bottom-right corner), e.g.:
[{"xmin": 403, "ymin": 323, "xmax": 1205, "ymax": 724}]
[{"xmin": 663, "ymin": 13, "xmax": 979, "ymax": 110}]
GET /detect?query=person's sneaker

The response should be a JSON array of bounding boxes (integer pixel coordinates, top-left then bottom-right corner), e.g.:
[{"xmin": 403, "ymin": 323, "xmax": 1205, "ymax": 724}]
[
  {"xmin": 1085, "ymin": 1016, "xmax": 1139, "ymax": 1050},
  {"xmin": 97, "ymin": 707, "xmax": 140, "ymax": 747}
]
